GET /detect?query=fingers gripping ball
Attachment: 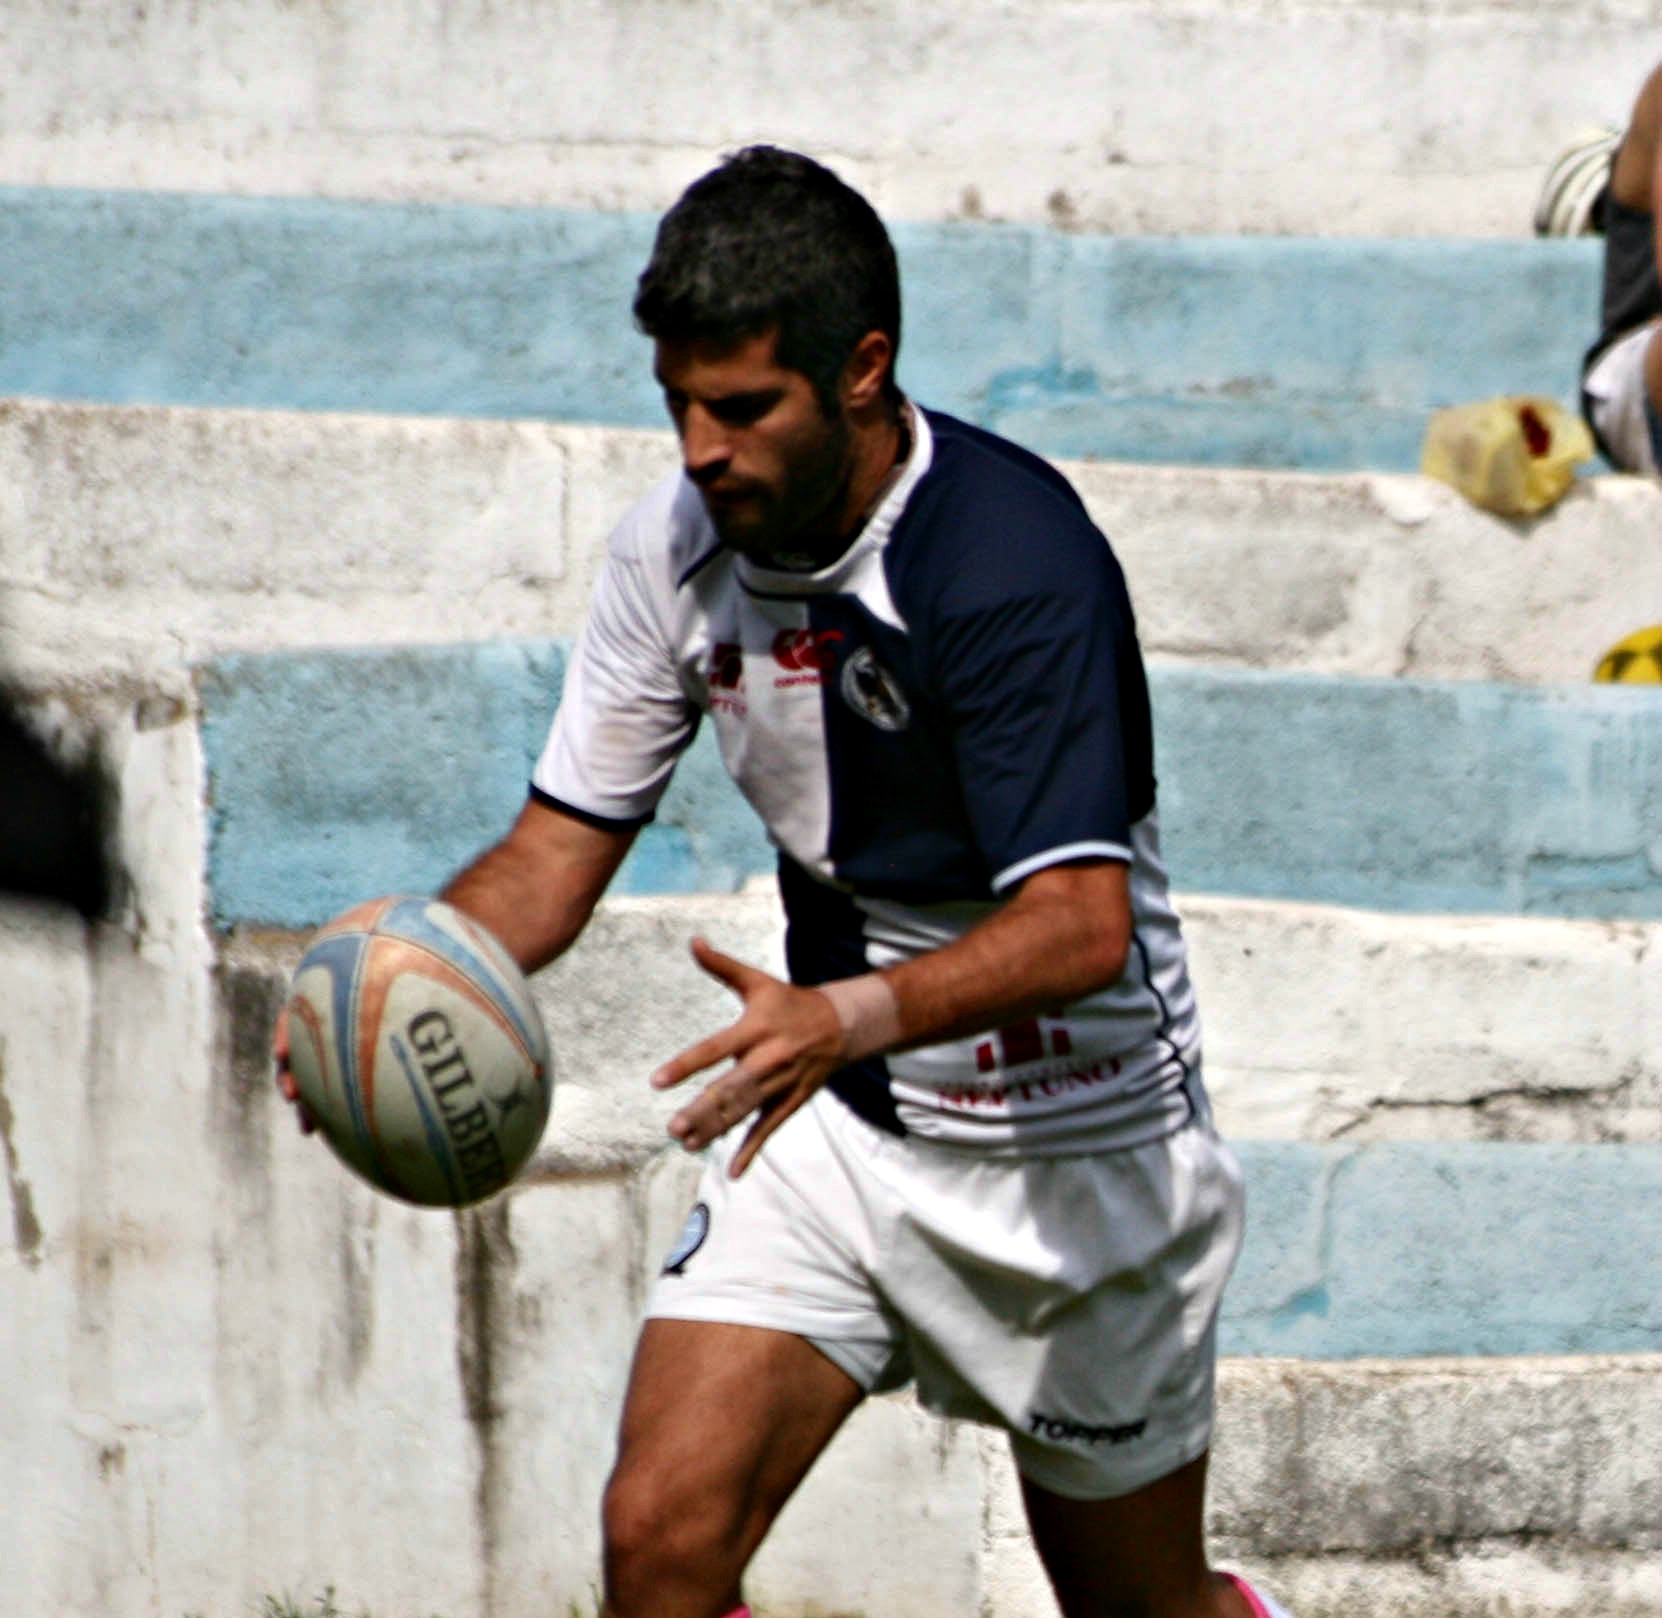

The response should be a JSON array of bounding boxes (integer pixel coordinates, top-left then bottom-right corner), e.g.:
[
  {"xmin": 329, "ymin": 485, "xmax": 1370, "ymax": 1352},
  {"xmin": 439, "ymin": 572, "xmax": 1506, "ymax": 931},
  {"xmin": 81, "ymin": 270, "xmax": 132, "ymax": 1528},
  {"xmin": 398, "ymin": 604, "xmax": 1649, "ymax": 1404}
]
[
  {"xmin": 1594, "ymin": 625, "xmax": 1662, "ymax": 685},
  {"xmin": 285, "ymin": 897, "xmax": 552, "ymax": 1206}
]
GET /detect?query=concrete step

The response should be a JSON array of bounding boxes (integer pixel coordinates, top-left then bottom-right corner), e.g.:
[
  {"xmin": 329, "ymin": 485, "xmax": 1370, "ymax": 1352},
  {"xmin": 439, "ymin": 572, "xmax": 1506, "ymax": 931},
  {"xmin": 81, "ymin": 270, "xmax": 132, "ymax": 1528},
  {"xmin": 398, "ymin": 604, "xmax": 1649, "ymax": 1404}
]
[
  {"xmin": 0, "ymin": 2, "xmax": 1650, "ymax": 240},
  {"xmin": 5, "ymin": 402, "xmax": 1659, "ymax": 689},
  {"xmin": 987, "ymin": 1356, "xmax": 1662, "ymax": 1618},
  {"xmin": 1187, "ymin": 895, "xmax": 1660, "ymax": 1147},
  {"xmin": 737, "ymin": 1352, "xmax": 1662, "ymax": 1617},
  {"xmin": 0, "ymin": 193, "xmax": 1612, "ymax": 469},
  {"xmin": 216, "ymin": 891, "xmax": 1662, "ymax": 1366},
  {"xmin": 219, "ymin": 890, "xmax": 1662, "ymax": 1169},
  {"xmin": 193, "ymin": 640, "xmax": 1662, "ymax": 925}
]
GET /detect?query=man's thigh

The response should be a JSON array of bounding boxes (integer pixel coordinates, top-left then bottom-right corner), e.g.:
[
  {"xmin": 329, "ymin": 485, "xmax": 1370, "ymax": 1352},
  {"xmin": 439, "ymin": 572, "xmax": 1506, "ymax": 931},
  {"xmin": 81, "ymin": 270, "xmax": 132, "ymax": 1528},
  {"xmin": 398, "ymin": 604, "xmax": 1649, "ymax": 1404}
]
[
  {"xmin": 1020, "ymin": 1452, "xmax": 1247, "ymax": 1618},
  {"xmin": 604, "ymin": 1318, "xmax": 864, "ymax": 1616}
]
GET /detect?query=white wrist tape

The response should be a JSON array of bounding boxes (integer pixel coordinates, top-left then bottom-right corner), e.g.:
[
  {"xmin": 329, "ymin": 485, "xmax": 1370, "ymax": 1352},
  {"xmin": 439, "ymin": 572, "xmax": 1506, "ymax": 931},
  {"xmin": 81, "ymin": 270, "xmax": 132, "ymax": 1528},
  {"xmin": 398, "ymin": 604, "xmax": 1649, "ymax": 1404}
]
[{"xmin": 817, "ymin": 973, "xmax": 902, "ymax": 1063}]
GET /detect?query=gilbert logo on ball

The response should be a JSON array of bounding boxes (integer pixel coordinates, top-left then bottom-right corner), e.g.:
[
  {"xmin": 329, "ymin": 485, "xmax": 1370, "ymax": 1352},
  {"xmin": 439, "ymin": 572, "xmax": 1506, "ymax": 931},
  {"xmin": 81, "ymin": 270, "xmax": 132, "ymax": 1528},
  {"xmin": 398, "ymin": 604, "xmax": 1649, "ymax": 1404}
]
[{"xmin": 285, "ymin": 896, "xmax": 552, "ymax": 1207}]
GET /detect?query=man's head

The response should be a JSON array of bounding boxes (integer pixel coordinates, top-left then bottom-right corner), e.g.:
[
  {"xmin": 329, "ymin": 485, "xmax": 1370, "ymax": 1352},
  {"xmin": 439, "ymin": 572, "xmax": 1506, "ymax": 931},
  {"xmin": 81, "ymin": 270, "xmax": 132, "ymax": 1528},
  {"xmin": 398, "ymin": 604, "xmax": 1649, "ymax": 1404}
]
[
  {"xmin": 635, "ymin": 148, "xmax": 907, "ymax": 567},
  {"xmin": 634, "ymin": 145, "xmax": 902, "ymax": 414}
]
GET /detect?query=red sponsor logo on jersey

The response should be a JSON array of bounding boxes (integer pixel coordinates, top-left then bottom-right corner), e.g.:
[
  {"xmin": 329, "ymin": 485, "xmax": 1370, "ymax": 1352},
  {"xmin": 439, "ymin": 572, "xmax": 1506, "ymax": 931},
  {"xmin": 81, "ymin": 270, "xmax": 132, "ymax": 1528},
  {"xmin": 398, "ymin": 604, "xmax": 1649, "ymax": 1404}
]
[
  {"xmin": 940, "ymin": 1056, "xmax": 1122, "ymax": 1111},
  {"xmin": 708, "ymin": 642, "xmax": 744, "ymax": 690},
  {"xmin": 706, "ymin": 641, "xmax": 747, "ymax": 715},
  {"xmin": 973, "ymin": 1017, "xmax": 1077, "ymax": 1073},
  {"xmin": 771, "ymin": 628, "xmax": 844, "ymax": 686}
]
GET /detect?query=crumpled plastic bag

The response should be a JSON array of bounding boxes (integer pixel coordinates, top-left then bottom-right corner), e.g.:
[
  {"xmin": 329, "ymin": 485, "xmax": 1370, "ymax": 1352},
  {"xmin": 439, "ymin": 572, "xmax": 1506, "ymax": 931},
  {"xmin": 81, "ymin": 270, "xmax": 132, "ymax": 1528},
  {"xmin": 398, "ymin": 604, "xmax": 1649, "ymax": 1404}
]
[{"xmin": 1420, "ymin": 395, "xmax": 1595, "ymax": 517}]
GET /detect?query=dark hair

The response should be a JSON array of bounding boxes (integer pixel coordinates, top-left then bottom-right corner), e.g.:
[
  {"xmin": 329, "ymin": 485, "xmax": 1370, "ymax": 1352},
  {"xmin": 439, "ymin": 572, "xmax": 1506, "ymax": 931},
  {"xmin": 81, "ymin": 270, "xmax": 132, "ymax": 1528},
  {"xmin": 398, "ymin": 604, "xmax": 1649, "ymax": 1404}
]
[{"xmin": 633, "ymin": 146, "xmax": 902, "ymax": 409}]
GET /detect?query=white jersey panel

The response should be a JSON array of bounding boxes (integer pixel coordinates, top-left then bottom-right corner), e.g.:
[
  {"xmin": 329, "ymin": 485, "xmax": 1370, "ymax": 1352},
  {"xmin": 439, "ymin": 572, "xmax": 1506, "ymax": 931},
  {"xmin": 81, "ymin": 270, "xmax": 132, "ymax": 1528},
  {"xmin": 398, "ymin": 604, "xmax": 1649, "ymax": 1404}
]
[{"xmin": 693, "ymin": 583, "xmax": 834, "ymax": 878}]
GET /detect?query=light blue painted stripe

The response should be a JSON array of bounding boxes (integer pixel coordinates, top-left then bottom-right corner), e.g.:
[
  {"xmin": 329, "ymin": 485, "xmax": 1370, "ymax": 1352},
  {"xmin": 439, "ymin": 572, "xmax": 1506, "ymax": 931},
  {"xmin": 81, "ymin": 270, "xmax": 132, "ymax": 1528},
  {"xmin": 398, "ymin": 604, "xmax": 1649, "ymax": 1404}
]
[
  {"xmin": 195, "ymin": 642, "xmax": 770, "ymax": 931},
  {"xmin": 1223, "ymin": 1142, "xmax": 1662, "ymax": 1359},
  {"xmin": 1150, "ymin": 668, "xmax": 1662, "ymax": 920},
  {"xmin": 197, "ymin": 646, "xmax": 1662, "ymax": 930},
  {"xmin": 0, "ymin": 186, "xmax": 1602, "ymax": 471}
]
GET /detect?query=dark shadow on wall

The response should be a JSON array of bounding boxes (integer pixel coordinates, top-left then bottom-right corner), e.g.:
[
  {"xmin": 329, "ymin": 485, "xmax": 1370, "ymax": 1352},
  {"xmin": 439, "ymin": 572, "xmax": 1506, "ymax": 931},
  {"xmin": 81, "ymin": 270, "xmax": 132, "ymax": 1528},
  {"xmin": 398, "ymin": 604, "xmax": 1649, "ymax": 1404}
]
[{"xmin": 0, "ymin": 693, "xmax": 111, "ymax": 917}]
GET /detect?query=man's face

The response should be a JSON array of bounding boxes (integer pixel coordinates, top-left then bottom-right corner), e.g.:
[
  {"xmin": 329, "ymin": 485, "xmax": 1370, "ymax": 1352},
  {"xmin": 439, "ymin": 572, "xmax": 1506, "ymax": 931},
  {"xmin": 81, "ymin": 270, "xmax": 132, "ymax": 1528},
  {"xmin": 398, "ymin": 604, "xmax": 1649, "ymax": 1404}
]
[{"xmin": 653, "ymin": 328, "xmax": 853, "ymax": 567}]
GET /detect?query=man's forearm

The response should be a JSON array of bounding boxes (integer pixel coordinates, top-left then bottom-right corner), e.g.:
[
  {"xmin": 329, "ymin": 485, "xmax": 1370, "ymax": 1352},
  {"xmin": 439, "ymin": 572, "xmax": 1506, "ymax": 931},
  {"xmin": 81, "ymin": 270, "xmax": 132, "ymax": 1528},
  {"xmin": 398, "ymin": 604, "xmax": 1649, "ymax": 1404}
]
[
  {"xmin": 865, "ymin": 859, "xmax": 1131, "ymax": 1058},
  {"xmin": 441, "ymin": 797, "xmax": 637, "ymax": 975},
  {"xmin": 647, "ymin": 857, "xmax": 1135, "ymax": 1172}
]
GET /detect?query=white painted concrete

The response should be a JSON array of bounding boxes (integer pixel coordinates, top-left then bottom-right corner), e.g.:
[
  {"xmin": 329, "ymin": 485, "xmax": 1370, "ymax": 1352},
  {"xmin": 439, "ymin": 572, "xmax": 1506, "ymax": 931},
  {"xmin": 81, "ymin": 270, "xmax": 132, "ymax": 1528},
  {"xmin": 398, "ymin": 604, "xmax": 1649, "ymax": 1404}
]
[
  {"xmin": 224, "ymin": 888, "xmax": 1662, "ymax": 1159},
  {"xmin": 0, "ymin": 0, "xmax": 1654, "ymax": 237},
  {"xmin": 1077, "ymin": 462, "xmax": 1662, "ymax": 687},
  {"xmin": 0, "ymin": 398, "xmax": 614, "ymax": 686},
  {"xmin": 4, "ymin": 401, "xmax": 1658, "ymax": 690},
  {"xmin": 1185, "ymin": 896, "xmax": 1662, "ymax": 1144}
]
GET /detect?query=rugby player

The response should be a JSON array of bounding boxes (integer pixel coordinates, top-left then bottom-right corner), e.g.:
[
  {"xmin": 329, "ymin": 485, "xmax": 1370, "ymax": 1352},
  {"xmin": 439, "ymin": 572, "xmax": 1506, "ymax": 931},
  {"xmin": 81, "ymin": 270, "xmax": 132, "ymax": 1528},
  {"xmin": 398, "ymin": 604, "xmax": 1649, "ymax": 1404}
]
[
  {"xmin": 283, "ymin": 145, "xmax": 1296, "ymax": 1618},
  {"xmin": 1583, "ymin": 61, "xmax": 1662, "ymax": 479}
]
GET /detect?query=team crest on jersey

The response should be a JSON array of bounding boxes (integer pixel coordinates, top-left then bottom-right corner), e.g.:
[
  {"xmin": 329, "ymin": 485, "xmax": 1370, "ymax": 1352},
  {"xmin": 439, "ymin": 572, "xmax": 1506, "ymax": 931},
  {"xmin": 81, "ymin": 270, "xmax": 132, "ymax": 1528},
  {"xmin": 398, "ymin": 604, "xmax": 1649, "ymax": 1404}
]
[
  {"xmin": 840, "ymin": 646, "xmax": 911, "ymax": 731},
  {"xmin": 660, "ymin": 1201, "xmax": 710, "ymax": 1276}
]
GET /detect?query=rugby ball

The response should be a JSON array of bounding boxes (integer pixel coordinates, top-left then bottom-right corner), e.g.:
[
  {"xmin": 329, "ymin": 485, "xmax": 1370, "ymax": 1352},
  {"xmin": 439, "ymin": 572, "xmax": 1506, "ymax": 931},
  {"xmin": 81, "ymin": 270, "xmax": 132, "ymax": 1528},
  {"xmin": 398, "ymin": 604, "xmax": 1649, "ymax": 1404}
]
[{"xmin": 284, "ymin": 896, "xmax": 552, "ymax": 1207}]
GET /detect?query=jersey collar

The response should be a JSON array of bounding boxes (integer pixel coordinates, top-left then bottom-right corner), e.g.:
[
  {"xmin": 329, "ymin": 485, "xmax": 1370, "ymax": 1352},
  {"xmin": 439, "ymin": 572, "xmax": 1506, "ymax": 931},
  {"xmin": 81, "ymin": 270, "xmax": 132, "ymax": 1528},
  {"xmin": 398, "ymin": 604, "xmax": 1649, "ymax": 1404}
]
[{"xmin": 735, "ymin": 402, "xmax": 935, "ymax": 597}]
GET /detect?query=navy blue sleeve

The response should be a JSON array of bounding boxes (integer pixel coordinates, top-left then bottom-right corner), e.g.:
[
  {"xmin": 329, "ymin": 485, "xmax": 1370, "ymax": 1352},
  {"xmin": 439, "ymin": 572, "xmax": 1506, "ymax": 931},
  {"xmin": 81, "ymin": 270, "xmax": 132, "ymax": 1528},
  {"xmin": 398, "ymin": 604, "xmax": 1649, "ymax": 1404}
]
[{"xmin": 895, "ymin": 427, "xmax": 1155, "ymax": 890}]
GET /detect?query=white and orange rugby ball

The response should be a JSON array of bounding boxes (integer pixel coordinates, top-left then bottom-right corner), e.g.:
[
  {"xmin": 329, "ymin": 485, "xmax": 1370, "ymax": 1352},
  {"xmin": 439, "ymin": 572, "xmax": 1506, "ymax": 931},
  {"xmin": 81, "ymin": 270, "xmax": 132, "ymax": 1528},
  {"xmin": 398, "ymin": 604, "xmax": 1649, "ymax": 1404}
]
[{"xmin": 284, "ymin": 896, "xmax": 552, "ymax": 1207}]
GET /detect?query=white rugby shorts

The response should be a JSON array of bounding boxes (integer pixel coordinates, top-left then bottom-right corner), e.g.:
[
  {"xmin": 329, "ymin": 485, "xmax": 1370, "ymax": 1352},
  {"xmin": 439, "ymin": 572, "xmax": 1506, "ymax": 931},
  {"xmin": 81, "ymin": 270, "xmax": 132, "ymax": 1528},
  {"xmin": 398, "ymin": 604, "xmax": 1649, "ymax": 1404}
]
[
  {"xmin": 646, "ymin": 1086, "xmax": 1246, "ymax": 1500},
  {"xmin": 1585, "ymin": 320, "xmax": 1662, "ymax": 478}
]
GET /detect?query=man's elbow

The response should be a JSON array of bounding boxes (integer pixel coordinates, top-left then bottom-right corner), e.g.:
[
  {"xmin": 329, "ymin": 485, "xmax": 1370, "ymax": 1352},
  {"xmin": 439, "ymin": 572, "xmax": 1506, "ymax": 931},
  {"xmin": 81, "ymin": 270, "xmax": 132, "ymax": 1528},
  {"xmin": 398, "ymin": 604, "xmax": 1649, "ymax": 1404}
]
[
  {"xmin": 1079, "ymin": 866, "xmax": 1133, "ymax": 991},
  {"xmin": 1081, "ymin": 921, "xmax": 1131, "ymax": 994},
  {"xmin": 1018, "ymin": 859, "xmax": 1134, "ymax": 997},
  {"xmin": 1058, "ymin": 904, "xmax": 1131, "ymax": 998}
]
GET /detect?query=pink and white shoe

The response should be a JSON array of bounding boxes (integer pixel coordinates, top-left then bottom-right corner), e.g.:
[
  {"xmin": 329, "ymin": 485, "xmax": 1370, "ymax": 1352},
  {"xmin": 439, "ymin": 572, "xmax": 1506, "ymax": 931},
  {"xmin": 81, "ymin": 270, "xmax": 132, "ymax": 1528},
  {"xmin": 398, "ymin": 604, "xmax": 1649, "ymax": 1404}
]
[{"xmin": 1223, "ymin": 1571, "xmax": 1297, "ymax": 1618}]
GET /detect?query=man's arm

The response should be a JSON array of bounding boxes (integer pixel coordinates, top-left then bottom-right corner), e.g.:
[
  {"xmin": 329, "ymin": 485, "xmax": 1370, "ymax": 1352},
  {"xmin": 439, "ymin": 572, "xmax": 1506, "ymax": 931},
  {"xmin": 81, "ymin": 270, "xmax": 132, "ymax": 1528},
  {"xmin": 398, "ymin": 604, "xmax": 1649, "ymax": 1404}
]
[
  {"xmin": 652, "ymin": 857, "xmax": 1131, "ymax": 1176},
  {"xmin": 880, "ymin": 858, "xmax": 1130, "ymax": 1049},
  {"xmin": 274, "ymin": 797, "xmax": 635, "ymax": 1126},
  {"xmin": 441, "ymin": 796, "xmax": 639, "ymax": 973}
]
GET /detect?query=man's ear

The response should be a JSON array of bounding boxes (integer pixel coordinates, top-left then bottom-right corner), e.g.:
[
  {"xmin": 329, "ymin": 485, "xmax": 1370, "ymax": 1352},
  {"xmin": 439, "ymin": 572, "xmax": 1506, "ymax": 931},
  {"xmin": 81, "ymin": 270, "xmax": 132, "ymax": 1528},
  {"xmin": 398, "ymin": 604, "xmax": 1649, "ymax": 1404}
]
[{"xmin": 841, "ymin": 330, "xmax": 895, "ymax": 412}]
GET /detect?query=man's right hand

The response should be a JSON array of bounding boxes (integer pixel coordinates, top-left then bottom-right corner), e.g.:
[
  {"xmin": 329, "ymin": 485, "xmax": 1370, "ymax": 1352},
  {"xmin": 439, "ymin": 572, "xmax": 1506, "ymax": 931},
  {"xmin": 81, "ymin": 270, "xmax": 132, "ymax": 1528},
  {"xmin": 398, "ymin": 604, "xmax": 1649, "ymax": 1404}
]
[{"xmin": 271, "ymin": 1004, "xmax": 318, "ymax": 1134}]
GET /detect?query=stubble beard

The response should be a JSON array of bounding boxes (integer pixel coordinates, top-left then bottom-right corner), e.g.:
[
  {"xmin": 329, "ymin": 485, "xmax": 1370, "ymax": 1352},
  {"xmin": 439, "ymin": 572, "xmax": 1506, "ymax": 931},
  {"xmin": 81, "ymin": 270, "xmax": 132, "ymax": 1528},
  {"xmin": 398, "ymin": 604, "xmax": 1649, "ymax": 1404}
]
[{"xmin": 711, "ymin": 411, "xmax": 855, "ymax": 571}]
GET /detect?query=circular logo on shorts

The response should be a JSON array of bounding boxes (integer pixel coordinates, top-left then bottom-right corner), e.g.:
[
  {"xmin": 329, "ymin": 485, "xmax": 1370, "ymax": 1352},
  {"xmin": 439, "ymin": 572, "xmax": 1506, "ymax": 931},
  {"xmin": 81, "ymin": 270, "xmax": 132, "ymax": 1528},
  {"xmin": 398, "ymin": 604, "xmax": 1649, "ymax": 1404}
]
[
  {"xmin": 661, "ymin": 1201, "xmax": 710, "ymax": 1276},
  {"xmin": 840, "ymin": 646, "xmax": 911, "ymax": 732}
]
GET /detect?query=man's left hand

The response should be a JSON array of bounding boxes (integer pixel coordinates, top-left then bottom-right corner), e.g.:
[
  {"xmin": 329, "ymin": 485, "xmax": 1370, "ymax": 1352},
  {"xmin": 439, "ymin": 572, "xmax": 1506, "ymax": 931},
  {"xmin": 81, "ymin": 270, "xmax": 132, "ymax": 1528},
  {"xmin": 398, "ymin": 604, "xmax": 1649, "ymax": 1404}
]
[{"xmin": 652, "ymin": 937, "xmax": 846, "ymax": 1177}]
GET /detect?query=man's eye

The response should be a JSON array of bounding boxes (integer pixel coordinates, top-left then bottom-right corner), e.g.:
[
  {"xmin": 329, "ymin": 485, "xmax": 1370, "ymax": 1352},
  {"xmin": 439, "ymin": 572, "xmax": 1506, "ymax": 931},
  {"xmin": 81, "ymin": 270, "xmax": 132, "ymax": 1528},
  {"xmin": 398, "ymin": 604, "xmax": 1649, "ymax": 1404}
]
[{"xmin": 713, "ymin": 394, "xmax": 775, "ymax": 425}]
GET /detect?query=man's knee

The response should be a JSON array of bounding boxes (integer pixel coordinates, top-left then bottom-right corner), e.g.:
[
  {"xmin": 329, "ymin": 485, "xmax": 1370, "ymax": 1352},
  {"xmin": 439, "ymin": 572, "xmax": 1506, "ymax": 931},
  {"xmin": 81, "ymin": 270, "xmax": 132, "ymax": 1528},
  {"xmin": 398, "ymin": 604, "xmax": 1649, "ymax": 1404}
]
[{"xmin": 601, "ymin": 1458, "xmax": 746, "ymax": 1614}]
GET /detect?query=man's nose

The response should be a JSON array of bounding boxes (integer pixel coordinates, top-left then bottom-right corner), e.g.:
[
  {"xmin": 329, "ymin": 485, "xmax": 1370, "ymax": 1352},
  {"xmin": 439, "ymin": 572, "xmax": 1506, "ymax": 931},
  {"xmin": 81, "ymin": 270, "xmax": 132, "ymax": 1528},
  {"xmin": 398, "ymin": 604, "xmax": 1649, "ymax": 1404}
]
[{"xmin": 680, "ymin": 406, "xmax": 731, "ymax": 482}]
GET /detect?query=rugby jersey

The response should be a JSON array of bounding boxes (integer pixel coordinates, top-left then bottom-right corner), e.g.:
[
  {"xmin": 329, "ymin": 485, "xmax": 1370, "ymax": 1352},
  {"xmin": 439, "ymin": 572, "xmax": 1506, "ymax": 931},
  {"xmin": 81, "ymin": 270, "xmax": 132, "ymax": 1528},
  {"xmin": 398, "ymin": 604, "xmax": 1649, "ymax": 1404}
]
[{"xmin": 532, "ymin": 406, "xmax": 1205, "ymax": 1153}]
